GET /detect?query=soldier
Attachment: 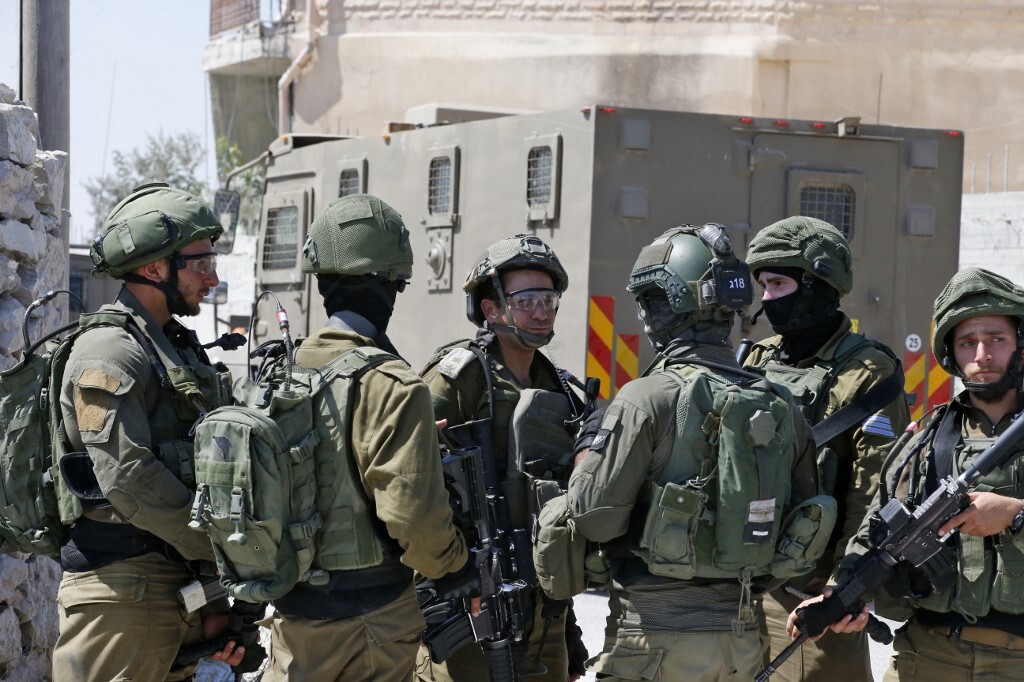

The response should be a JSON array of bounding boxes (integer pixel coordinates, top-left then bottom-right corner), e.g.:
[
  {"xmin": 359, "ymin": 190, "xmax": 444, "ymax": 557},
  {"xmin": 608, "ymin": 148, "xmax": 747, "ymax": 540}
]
[
  {"xmin": 743, "ymin": 216, "xmax": 910, "ymax": 681},
  {"xmin": 416, "ymin": 234, "xmax": 588, "ymax": 681},
  {"xmin": 54, "ymin": 184, "xmax": 244, "ymax": 680},
  {"xmin": 793, "ymin": 267, "xmax": 1024, "ymax": 680},
  {"xmin": 261, "ymin": 194, "xmax": 472, "ymax": 681},
  {"xmin": 568, "ymin": 225, "xmax": 821, "ymax": 680}
]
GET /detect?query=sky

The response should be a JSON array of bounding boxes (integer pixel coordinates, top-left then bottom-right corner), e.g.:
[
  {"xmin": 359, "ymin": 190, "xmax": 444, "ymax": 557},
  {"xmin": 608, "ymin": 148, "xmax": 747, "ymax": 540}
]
[{"xmin": 1, "ymin": 1, "xmax": 218, "ymax": 244}]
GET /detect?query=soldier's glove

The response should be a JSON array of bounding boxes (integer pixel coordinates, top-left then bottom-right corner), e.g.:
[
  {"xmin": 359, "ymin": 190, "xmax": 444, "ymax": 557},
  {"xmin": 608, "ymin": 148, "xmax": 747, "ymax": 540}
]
[
  {"xmin": 564, "ymin": 602, "xmax": 589, "ymax": 676},
  {"xmin": 573, "ymin": 407, "xmax": 606, "ymax": 455},
  {"xmin": 435, "ymin": 557, "xmax": 481, "ymax": 600}
]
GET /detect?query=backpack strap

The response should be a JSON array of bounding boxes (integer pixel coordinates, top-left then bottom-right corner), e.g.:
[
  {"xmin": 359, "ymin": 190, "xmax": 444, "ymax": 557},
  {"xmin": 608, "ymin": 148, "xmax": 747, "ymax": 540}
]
[
  {"xmin": 925, "ymin": 404, "xmax": 962, "ymax": 495},
  {"xmin": 810, "ymin": 362, "xmax": 905, "ymax": 446}
]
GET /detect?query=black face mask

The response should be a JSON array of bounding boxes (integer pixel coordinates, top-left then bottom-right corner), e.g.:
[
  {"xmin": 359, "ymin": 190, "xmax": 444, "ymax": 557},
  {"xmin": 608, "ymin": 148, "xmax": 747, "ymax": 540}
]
[
  {"xmin": 318, "ymin": 275, "xmax": 404, "ymax": 333},
  {"xmin": 758, "ymin": 277, "xmax": 842, "ymax": 334}
]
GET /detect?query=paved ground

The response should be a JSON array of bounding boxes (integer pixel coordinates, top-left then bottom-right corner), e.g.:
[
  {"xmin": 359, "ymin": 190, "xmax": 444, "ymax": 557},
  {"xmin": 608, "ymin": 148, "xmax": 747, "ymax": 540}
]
[{"xmin": 572, "ymin": 590, "xmax": 901, "ymax": 681}]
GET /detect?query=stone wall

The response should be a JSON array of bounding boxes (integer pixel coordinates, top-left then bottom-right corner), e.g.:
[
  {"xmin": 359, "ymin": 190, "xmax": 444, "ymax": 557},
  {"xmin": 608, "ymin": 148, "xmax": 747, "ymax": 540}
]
[
  {"xmin": 0, "ymin": 83, "xmax": 69, "ymax": 372},
  {"xmin": 0, "ymin": 82, "xmax": 67, "ymax": 680}
]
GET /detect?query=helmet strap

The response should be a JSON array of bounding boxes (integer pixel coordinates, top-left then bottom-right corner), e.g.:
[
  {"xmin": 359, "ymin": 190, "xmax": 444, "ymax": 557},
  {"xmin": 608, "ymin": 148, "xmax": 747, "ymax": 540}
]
[{"xmin": 122, "ymin": 257, "xmax": 190, "ymax": 317}]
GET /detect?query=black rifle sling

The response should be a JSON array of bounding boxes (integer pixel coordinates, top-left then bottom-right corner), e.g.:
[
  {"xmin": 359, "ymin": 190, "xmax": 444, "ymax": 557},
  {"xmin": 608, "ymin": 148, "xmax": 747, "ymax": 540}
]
[
  {"xmin": 925, "ymin": 405, "xmax": 962, "ymax": 495},
  {"xmin": 810, "ymin": 365, "xmax": 905, "ymax": 447}
]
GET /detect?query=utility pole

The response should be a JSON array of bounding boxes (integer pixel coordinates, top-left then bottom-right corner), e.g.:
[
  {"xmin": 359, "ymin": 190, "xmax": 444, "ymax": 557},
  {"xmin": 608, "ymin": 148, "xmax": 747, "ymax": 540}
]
[{"xmin": 20, "ymin": 0, "xmax": 71, "ymax": 250}]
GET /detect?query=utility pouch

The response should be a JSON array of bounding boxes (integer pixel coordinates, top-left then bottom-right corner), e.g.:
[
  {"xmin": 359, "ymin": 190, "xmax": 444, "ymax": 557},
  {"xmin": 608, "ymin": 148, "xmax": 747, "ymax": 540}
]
[
  {"xmin": 639, "ymin": 481, "xmax": 705, "ymax": 580},
  {"xmin": 57, "ymin": 452, "xmax": 110, "ymax": 511},
  {"xmin": 533, "ymin": 493, "xmax": 587, "ymax": 601},
  {"xmin": 584, "ymin": 548, "xmax": 610, "ymax": 589},
  {"xmin": 771, "ymin": 495, "xmax": 838, "ymax": 579}
]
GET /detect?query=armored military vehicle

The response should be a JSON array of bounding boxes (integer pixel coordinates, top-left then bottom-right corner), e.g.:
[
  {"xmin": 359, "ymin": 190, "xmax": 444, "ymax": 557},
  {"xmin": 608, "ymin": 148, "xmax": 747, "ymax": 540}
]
[{"xmin": 219, "ymin": 105, "xmax": 963, "ymax": 411}]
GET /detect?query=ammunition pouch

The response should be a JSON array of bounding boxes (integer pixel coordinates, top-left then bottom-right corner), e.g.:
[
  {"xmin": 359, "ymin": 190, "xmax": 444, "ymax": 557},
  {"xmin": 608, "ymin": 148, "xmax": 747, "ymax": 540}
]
[
  {"xmin": 771, "ymin": 495, "xmax": 838, "ymax": 579},
  {"xmin": 533, "ymin": 490, "xmax": 587, "ymax": 601}
]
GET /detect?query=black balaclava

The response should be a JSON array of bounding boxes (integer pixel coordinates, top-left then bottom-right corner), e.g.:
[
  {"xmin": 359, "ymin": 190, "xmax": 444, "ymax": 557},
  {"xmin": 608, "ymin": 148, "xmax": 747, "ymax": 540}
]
[
  {"xmin": 753, "ymin": 267, "xmax": 843, "ymax": 363},
  {"xmin": 318, "ymin": 274, "xmax": 402, "ymax": 332}
]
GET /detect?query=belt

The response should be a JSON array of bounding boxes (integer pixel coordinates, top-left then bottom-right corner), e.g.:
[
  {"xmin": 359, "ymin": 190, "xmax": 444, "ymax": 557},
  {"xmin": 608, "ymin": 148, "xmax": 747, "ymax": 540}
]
[{"xmin": 924, "ymin": 624, "xmax": 1024, "ymax": 651}]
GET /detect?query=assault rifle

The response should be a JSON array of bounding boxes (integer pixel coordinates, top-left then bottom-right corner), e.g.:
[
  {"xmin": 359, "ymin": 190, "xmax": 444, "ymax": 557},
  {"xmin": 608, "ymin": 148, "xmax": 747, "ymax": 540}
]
[
  {"xmin": 420, "ymin": 419, "xmax": 533, "ymax": 682},
  {"xmin": 757, "ymin": 410, "xmax": 1024, "ymax": 682}
]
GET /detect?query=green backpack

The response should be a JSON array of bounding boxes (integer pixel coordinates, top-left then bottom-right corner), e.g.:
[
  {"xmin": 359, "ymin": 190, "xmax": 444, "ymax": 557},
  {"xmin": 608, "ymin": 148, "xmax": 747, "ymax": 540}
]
[
  {"xmin": 189, "ymin": 346, "xmax": 392, "ymax": 603},
  {"xmin": 0, "ymin": 305, "xmax": 151, "ymax": 558},
  {"xmin": 638, "ymin": 363, "xmax": 835, "ymax": 581}
]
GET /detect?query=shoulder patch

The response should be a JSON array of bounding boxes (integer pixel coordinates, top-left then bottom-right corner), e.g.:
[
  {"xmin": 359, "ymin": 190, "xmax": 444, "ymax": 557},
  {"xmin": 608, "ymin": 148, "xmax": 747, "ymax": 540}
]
[
  {"xmin": 862, "ymin": 414, "xmax": 896, "ymax": 438},
  {"xmin": 437, "ymin": 347, "xmax": 475, "ymax": 380}
]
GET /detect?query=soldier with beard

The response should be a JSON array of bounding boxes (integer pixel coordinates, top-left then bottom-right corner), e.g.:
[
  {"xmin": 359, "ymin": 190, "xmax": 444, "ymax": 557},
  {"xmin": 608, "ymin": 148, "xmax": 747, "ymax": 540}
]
[
  {"xmin": 743, "ymin": 216, "xmax": 909, "ymax": 681},
  {"xmin": 792, "ymin": 267, "xmax": 1024, "ymax": 680}
]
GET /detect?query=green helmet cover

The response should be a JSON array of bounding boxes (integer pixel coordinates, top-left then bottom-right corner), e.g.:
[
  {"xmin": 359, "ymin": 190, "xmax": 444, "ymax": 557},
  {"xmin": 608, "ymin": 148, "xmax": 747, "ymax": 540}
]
[
  {"xmin": 931, "ymin": 267, "xmax": 1024, "ymax": 372},
  {"xmin": 301, "ymin": 194, "xmax": 413, "ymax": 280},
  {"xmin": 745, "ymin": 216, "xmax": 853, "ymax": 295},
  {"xmin": 464, "ymin": 234, "xmax": 568, "ymax": 326},
  {"xmin": 90, "ymin": 183, "xmax": 224, "ymax": 278}
]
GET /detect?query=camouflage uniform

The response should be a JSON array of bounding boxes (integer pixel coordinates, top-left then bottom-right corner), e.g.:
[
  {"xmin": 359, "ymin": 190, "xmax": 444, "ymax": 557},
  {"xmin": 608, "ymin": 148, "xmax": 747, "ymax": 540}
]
[
  {"xmin": 263, "ymin": 326, "xmax": 468, "ymax": 682},
  {"xmin": 844, "ymin": 268, "xmax": 1024, "ymax": 681},
  {"xmin": 263, "ymin": 194, "xmax": 469, "ymax": 682},
  {"xmin": 53, "ymin": 185, "xmax": 227, "ymax": 682},
  {"xmin": 415, "ymin": 341, "xmax": 571, "ymax": 682},
  {"xmin": 744, "ymin": 217, "xmax": 909, "ymax": 682},
  {"xmin": 568, "ymin": 225, "xmax": 821, "ymax": 681}
]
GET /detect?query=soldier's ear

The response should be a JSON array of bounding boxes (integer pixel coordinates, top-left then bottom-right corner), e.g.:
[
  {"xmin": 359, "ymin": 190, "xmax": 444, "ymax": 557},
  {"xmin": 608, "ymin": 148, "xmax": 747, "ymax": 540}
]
[{"xmin": 480, "ymin": 297, "xmax": 500, "ymax": 322}]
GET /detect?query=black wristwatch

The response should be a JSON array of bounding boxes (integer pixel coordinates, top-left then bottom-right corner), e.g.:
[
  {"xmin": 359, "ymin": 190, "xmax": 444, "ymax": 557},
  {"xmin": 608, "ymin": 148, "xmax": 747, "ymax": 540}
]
[{"xmin": 1010, "ymin": 503, "xmax": 1024, "ymax": 536}]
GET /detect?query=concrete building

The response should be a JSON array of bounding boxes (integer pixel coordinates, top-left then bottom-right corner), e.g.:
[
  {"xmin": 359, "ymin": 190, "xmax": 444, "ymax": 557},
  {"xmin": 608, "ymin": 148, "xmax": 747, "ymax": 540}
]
[{"xmin": 204, "ymin": 0, "xmax": 1024, "ymax": 194}]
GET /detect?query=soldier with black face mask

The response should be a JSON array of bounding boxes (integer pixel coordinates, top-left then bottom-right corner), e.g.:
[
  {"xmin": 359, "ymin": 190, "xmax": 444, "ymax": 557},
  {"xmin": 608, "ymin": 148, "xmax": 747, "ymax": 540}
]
[{"xmin": 743, "ymin": 216, "xmax": 910, "ymax": 682}]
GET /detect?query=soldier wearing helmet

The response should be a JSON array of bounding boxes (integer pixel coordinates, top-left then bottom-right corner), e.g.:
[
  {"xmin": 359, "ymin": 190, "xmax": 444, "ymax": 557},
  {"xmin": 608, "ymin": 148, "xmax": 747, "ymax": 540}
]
[
  {"xmin": 743, "ymin": 216, "xmax": 909, "ymax": 682},
  {"xmin": 797, "ymin": 267, "xmax": 1024, "ymax": 680},
  {"xmin": 564, "ymin": 225, "xmax": 819, "ymax": 680},
  {"xmin": 416, "ymin": 234, "xmax": 589, "ymax": 681},
  {"xmin": 261, "ymin": 194, "xmax": 470, "ymax": 681},
  {"xmin": 54, "ymin": 184, "xmax": 245, "ymax": 680}
]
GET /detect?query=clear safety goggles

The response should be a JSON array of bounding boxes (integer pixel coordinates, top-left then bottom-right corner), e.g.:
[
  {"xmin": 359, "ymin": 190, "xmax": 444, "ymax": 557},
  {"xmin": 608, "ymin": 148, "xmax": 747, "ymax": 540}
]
[
  {"xmin": 505, "ymin": 288, "xmax": 561, "ymax": 313},
  {"xmin": 179, "ymin": 252, "xmax": 218, "ymax": 275}
]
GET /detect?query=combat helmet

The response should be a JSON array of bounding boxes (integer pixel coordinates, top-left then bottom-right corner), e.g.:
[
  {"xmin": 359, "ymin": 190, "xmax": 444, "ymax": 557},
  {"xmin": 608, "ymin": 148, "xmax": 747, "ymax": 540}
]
[
  {"xmin": 90, "ymin": 183, "xmax": 223, "ymax": 279},
  {"xmin": 627, "ymin": 224, "xmax": 752, "ymax": 350},
  {"xmin": 745, "ymin": 216, "xmax": 853, "ymax": 296},
  {"xmin": 301, "ymin": 194, "xmax": 413, "ymax": 280},
  {"xmin": 932, "ymin": 268, "xmax": 1024, "ymax": 382},
  {"xmin": 463, "ymin": 234, "xmax": 568, "ymax": 346}
]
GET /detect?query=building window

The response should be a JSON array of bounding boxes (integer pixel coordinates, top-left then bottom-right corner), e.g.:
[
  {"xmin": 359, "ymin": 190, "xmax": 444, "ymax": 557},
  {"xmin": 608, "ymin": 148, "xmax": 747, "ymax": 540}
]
[
  {"xmin": 428, "ymin": 157, "xmax": 452, "ymax": 215},
  {"xmin": 263, "ymin": 206, "xmax": 300, "ymax": 270},
  {"xmin": 799, "ymin": 185, "xmax": 855, "ymax": 238},
  {"xmin": 527, "ymin": 146, "xmax": 553, "ymax": 207},
  {"xmin": 338, "ymin": 168, "xmax": 360, "ymax": 198},
  {"xmin": 68, "ymin": 272, "xmax": 86, "ymax": 313}
]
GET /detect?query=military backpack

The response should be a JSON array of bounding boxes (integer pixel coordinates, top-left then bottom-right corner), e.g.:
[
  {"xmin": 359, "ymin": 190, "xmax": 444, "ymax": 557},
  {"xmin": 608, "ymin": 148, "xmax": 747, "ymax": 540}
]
[{"xmin": 189, "ymin": 345, "xmax": 393, "ymax": 603}]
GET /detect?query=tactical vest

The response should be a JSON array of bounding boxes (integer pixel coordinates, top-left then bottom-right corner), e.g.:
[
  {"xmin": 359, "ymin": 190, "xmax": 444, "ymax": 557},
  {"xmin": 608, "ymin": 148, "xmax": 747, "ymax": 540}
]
[
  {"xmin": 56, "ymin": 308, "xmax": 226, "ymax": 525},
  {"xmin": 884, "ymin": 409, "xmax": 1024, "ymax": 618},
  {"xmin": 307, "ymin": 350, "xmax": 402, "ymax": 573},
  {"xmin": 638, "ymin": 362, "xmax": 797, "ymax": 580},
  {"xmin": 748, "ymin": 332, "xmax": 892, "ymax": 495}
]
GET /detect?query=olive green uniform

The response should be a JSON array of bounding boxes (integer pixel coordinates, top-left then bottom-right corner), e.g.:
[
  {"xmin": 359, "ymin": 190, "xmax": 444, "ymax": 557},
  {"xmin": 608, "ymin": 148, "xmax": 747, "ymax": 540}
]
[
  {"xmin": 746, "ymin": 315, "xmax": 910, "ymax": 682},
  {"xmin": 569, "ymin": 345, "xmax": 820, "ymax": 681},
  {"xmin": 847, "ymin": 391, "xmax": 1024, "ymax": 681},
  {"xmin": 53, "ymin": 289, "xmax": 224, "ymax": 682},
  {"xmin": 415, "ymin": 339, "xmax": 574, "ymax": 682},
  {"xmin": 264, "ymin": 325, "xmax": 468, "ymax": 682}
]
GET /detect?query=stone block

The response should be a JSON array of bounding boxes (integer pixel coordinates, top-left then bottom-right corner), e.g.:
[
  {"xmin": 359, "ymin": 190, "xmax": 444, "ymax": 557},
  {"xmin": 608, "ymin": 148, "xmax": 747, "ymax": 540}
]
[
  {"xmin": 0, "ymin": 254, "xmax": 19, "ymax": 295},
  {"xmin": 0, "ymin": 219, "xmax": 46, "ymax": 262},
  {"xmin": 32, "ymin": 150, "xmax": 68, "ymax": 217},
  {"xmin": 0, "ymin": 104, "xmax": 39, "ymax": 167},
  {"xmin": 0, "ymin": 162, "xmax": 37, "ymax": 221},
  {"xmin": 0, "ymin": 83, "xmax": 16, "ymax": 105},
  {"xmin": 30, "ymin": 211, "xmax": 61, "ymax": 236}
]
